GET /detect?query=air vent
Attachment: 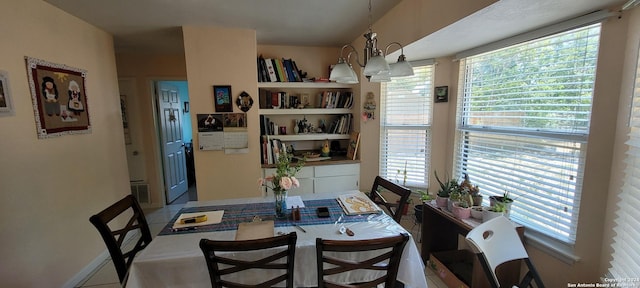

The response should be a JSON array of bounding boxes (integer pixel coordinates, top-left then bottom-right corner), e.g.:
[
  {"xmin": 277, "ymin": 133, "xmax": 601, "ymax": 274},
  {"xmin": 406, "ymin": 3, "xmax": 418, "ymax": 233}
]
[{"xmin": 130, "ymin": 183, "xmax": 150, "ymax": 204}]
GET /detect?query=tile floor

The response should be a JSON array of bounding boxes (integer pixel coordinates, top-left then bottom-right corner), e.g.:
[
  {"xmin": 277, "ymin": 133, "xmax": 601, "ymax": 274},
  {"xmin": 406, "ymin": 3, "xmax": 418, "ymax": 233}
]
[{"xmin": 76, "ymin": 191, "xmax": 448, "ymax": 288}]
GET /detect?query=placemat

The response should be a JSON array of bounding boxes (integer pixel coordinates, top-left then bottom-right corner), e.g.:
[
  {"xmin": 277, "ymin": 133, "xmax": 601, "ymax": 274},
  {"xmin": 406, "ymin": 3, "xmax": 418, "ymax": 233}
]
[{"xmin": 158, "ymin": 198, "xmax": 379, "ymax": 235}]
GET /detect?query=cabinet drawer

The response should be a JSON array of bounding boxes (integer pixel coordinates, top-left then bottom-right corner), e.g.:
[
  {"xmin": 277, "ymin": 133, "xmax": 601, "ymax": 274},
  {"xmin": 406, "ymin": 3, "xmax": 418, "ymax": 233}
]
[
  {"xmin": 264, "ymin": 166, "xmax": 314, "ymax": 178},
  {"xmin": 314, "ymin": 164, "xmax": 359, "ymax": 177},
  {"xmin": 314, "ymin": 175, "xmax": 359, "ymax": 194}
]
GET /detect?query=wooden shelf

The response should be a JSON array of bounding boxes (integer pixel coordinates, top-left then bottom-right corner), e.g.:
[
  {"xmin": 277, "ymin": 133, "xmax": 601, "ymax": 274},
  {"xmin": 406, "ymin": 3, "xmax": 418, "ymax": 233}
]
[
  {"xmin": 259, "ymin": 108, "xmax": 351, "ymax": 115},
  {"xmin": 265, "ymin": 133, "xmax": 350, "ymax": 141},
  {"xmin": 258, "ymin": 82, "xmax": 353, "ymax": 89}
]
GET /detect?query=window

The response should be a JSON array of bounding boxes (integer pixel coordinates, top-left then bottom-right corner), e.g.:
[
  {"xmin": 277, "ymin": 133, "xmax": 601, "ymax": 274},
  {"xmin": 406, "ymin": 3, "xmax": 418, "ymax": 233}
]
[
  {"xmin": 608, "ymin": 43, "xmax": 640, "ymax": 279},
  {"xmin": 380, "ymin": 62, "xmax": 434, "ymax": 188},
  {"xmin": 454, "ymin": 24, "xmax": 601, "ymax": 245}
]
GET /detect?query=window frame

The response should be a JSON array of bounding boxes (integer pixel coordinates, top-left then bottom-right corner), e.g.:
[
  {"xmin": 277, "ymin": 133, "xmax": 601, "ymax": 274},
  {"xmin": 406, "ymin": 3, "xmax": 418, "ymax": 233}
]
[
  {"xmin": 454, "ymin": 24, "xmax": 602, "ymax": 259},
  {"xmin": 379, "ymin": 61, "xmax": 434, "ymax": 190}
]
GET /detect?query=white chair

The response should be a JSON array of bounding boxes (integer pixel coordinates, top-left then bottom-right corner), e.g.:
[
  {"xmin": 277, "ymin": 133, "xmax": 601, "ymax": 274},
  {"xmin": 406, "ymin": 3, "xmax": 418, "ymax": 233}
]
[{"xmin": 465, "ymin": 216, "xmax": 544, "ymax": 288}]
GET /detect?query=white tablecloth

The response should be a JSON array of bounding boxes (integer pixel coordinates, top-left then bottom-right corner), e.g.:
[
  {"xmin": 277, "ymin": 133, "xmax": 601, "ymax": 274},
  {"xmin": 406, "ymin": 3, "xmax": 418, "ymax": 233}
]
[{"xmin": 126, "ymin": 190, "xmax": 427, "ymax": 288}]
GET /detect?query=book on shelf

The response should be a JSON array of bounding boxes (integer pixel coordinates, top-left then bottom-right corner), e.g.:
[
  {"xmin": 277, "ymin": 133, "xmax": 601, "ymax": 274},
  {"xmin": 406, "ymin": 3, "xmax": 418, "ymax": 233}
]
[
  {"xmin": 274, "ymin": 58, "xmax": 288, "ymax": 82},
  {"xmin": 257, "ymin": 55, "xmax": 306, "ymax": 82},
  {"xmin": 257, "ymin": 55, "xmax": 270, "ymax": 82},
  {"xmin": 336, "ymin": 192, "xmax": 382, "ymax": 216},
  {"xmin": 291, "ymin": 60, "xmax": 302, "ymax": 82},
  {"xmin": 346, "ymin": 131, "xmax": 360, "ymax": 160},
  {"xmin": 283, "ymin": 58, "xmax": 297, "ymax": 82},
  {"xmin": 265, "ymin": 58, "xmax": 278, "ymax": 82}
]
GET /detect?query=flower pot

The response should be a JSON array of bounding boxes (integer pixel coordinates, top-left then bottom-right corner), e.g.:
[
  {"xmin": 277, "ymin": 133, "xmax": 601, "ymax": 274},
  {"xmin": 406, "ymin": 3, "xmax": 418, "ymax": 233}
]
[
  {"xmin": 470, "ymin": 206, "xmax": 483, "ymax": 219},
  {"xmin": 436, "ymin": 196, "xmax": 449, "ymax": 208},
  {"xmin": 414, "ymin": 204, "xmax": 423, "ymax": 223},
  {"xmin": 472, "ymin": 195, "xmax": 483, "ymax": 206},
  {"xmin": 489, "ymin": 196, "xmax": 513, "ymax": 218},
  {"xmin": 482, "ymin": 207, "xmax": 504, "ymax": 222},
  {"xmin": 452, "ymin": 203, "xmax": 471, "ymax": 219}
]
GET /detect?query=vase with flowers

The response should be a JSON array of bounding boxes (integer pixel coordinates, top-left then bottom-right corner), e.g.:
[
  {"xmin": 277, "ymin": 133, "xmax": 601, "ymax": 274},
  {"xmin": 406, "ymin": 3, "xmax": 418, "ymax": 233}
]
[{"xmin": 258, "ymin": 153, "xmax": 305, "ymax": 219}]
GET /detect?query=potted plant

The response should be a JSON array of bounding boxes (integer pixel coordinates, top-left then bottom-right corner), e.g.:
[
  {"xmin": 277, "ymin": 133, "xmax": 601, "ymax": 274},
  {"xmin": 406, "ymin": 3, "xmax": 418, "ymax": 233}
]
[
  {"xmin": 434, "ymin": 171, "xmax": 458, "ymax": 208},
  {"xmin": 452, "ymin": 193, "xmax": 473, "ymax": 219},
  {"xmin": 459, "ymin": 174, "xmax": 481, "ymax": 206},
  {"xmin": 413, "ymin": 189, "xmax": 431, "ymax": 223},
  {"xmin": 489, "ymin": 191, "xmax": 514, "ymax": 217},
  {"xmin": 482, "ymin": 201, "xmax": 507, "ymax": 222}
]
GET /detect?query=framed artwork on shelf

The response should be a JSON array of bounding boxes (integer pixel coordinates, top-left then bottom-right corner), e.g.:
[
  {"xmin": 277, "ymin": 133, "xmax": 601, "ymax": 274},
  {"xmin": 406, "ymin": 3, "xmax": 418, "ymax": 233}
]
[
  {"xmin": 213, "ymin": 85, "xmax": 232, "ymax": 112},
  {"xmin": 0, "ymin": 70, "xmax": 14, "ymax": 116},
  {"xmin": 25, "ymin": 56, "xmax": 91, "ymax": 139}
]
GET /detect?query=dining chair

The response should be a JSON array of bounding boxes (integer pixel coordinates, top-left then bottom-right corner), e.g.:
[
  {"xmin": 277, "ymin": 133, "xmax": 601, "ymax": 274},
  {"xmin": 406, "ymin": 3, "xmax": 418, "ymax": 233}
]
[
  {"xmin": 465, "ymin": 216, "xmax": 545, "ymax": 288},
  {"xmin": 199, "ymin": 232, "xmax": 297, "ymax": 288},
  {"xmin": 315, "ymin": 233, "xmax": 410, "ymax": 288},
  {"xmin": 369, "ymin": 176, "xmax": 412, "ymax": 223},
  {"xmin": 89, "ymin": 194, "xmax": 152, "ymax": 284}
]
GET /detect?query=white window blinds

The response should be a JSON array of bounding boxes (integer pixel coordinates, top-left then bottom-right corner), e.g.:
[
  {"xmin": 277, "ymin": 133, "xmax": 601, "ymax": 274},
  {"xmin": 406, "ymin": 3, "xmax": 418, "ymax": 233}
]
[
  {"xmin": 608, "ymin": 43, "xmax": 640, "ymax": 279},
  {"xmin": 380, "ymin": 64, "xmax": 433, "ymax": 188},
  {"xmin": 455, "ymin": 24, "xmax": 601, "ymax": 244}
]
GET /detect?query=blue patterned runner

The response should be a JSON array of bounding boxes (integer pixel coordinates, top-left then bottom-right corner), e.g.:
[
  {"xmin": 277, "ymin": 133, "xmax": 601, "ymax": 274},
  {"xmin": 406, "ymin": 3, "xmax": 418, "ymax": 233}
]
[{"xmin": 158, "ymin": 198, "xmax": 379, "ymax": 235}]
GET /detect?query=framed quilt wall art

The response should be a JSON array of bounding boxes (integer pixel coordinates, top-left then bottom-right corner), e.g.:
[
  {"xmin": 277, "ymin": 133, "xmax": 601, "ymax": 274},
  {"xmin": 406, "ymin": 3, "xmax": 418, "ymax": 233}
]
[{"xmin": 26, "ymin": 57, "xmax": 91, "ymax": 139}]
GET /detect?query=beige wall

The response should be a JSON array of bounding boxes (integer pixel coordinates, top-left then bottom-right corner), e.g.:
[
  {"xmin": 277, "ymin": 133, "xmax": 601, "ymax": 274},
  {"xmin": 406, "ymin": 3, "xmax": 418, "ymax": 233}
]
[
  {"xmin": 0, "ymin": 0, "xmax": 128, "ymax": 286},
  {"xmin": 182, "ymin": 26, "xmax": 262, "ymax": 200},
  {"xmin": 601, "ymin": 6, "xmax": 640, "ymax": 277}
]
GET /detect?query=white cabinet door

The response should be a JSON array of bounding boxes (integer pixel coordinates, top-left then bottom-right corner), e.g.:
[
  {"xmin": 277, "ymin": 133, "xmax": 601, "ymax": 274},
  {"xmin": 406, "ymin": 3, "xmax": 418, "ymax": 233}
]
[
  {"xmin": 314, "ymin": 164, "xmax": 360, "ymax": 193},
  {"xmin": 263, "ymin": 164, "xmax": 359, "ymax": 195},
  {"xmin": 314, "ymin": 175, "xmax": 359, "ymax": 194},
  {"xmin": 314, "ymin": 163, "xmax": 360, "ymax": 177}
]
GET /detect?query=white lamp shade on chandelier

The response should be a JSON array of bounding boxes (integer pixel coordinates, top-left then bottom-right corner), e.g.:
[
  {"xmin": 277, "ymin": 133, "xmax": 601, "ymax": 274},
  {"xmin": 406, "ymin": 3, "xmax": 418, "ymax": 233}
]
[
  {"xmin": 363, "ymin": 53, "xmax": 391, "ymax": 76},
  {"xmin": 329, "ymin": 0, "xmax": 414, "ymax": 83}
]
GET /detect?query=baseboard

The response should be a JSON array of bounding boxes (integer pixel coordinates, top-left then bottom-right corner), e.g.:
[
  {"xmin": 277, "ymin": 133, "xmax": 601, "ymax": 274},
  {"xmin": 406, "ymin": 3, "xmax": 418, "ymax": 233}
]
[
  {"xmin": 63, "ymin": 230, "xmax": 140, "ymax": 287},
  {"xmin": 62, "ymin": 249, "xmax": 110, "ymax": 288}
]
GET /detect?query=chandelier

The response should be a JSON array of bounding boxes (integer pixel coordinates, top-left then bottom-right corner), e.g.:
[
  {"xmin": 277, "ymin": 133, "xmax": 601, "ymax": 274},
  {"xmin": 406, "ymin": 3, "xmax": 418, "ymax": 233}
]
[{"xmin": 329, "ymin": 0, "xmax": 414, "ymax": 83}]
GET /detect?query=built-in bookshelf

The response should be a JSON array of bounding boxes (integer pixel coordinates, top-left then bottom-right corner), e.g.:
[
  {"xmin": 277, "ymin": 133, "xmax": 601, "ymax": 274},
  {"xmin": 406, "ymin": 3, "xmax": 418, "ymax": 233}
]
[{"xmin": 258, "ymin": 82, "xmax": 358, "ymax": 166}]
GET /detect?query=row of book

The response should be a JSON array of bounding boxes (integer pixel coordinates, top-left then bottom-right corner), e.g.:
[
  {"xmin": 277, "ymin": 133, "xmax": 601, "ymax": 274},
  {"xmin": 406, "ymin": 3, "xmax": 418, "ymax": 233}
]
[
  {"xmin": 327, "ymin": 114, "xmax": 353, "ymax": 135},
  {"xmin": 258, "ymin": 90, "xmax": 353, "ymax": 110},
  {"xmin": 257, "ymin": 56, "xmax": 303, "ymax": 82},
  {"xmin": 318, "ymin": 91, "xmax": 354, "ymax": 109},
  {"xmin": 261, "ymin": 136, "xmax": 286, "ymax": 165},
  {"xmin": 259, "ymin": 90, "xmax": 301, "ymax": 109},
  {"xmin": 260, "ymin": 115, "xmax": 280, "ymax": 136}
]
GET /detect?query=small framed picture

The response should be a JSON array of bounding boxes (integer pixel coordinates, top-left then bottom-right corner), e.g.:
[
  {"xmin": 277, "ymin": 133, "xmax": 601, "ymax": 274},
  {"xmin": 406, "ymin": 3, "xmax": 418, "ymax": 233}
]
[
  {"xmin": 213, "ymin": 85, "xmax": 232, "ymax": 112},
  {"xmin": 435, "ymin": 86, "xmax": 448, "ymax": 103},
  {"xmin": 0, "ymin": 70, "xmax": 14, "ymax": 116}
]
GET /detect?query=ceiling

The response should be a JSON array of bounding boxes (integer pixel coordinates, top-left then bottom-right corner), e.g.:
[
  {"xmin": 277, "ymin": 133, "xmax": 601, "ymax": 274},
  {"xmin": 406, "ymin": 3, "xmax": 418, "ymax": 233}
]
[{"xmin": 44, "ymin": 0, "xmax": 626, "ymax": 60}]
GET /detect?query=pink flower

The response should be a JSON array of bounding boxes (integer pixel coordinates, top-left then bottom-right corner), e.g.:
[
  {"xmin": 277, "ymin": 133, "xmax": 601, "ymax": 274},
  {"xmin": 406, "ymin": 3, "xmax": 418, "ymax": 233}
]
[
  {"xmin": 279, "ymin": 176, "xmax": 293, "ymax": 190},
  {"xmin": 257, "ymin": 178, "xmax": 264, "ymax": 186},
  {"xmin": 291, "ymin": 177, "xmax": 300, "ymax": 188}
]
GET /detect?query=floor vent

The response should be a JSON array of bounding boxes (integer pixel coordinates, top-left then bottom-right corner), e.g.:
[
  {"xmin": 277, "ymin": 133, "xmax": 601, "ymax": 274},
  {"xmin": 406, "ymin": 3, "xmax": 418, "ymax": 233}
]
[{"xmin": 130, "ymin": 183, "xmax": 150, "ymax": 204}]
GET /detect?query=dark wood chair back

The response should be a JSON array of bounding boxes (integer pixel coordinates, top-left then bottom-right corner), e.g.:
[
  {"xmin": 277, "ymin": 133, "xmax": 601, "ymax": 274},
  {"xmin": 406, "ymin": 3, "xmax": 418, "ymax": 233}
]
[
  {"xmin": 316, "ymin": 233, "xmax": 410, "ymax": 288},
  {"xmin": 369, "ymin": 176, "xmax": 412, "ymax": 223},
  {"xmin": 89, "ymin": 194, "xmax": 152, "ymax": 284},
  {"xmin": 199, "ymin": 232, "xmax": 298, "ymax": 288}
]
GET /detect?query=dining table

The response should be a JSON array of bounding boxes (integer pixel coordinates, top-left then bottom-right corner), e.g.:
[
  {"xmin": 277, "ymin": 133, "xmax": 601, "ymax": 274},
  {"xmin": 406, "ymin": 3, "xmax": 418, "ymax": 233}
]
[{"xmin": 126, "ymin": 190, "xmax": 428, "ymax": 288}]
